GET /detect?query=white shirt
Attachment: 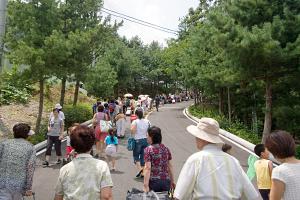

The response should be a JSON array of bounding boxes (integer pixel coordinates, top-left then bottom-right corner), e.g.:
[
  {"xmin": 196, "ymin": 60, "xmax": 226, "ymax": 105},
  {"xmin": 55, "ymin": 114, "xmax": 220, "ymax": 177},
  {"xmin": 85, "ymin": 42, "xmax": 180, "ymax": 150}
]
[
  {"xmin": 174, "ymin": 144, "xmax": 260, "ymax": 200},
  {"xmin": 55, "ymin": 154, "xmax": 113, "ymax": 200},
  {"xmin": 272, "ymin": 162, "xmax": 300, "ymax": 200},
  {"xmin": 131, "ymin": 119, "xmax": 150, "ymax": 140},
  {"xmin": 49, "ymin": 111, "xmax": 65, "ymax": 121}
]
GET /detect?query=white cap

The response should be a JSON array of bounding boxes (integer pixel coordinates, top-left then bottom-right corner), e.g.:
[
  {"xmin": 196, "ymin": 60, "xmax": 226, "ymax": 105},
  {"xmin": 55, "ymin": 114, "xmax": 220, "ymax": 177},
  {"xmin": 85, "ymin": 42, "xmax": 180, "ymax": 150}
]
[{"xmin": 55, "ymin": 103, "xmax": 62, "ymax": 109}]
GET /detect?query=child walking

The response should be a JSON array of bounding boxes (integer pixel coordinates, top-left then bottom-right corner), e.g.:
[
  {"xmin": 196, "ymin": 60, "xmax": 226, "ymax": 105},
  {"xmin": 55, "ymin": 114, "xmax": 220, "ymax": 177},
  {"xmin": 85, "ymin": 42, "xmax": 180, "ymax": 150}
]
[
  {"xmin": 254, "ymin": 144, "xmax": 273, "ymax": 200},
  {"xmin": 105, "ymin": 128, "xmax": 118, "ymax": 171}
]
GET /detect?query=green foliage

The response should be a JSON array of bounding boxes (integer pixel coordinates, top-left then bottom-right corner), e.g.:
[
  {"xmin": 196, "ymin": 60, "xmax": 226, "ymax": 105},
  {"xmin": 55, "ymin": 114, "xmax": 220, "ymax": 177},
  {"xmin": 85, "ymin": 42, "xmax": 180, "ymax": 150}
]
[
  {"xmin": 63, "ymin": 103, "xmax": 93, "ymax": 129},
  {"xmin": 27, "ymin": 120, "xmax": 48, "ymax": 145},
  {"xmin": 189, "ymin": 105, "xmax": 261, "ymax": 144},
  {"xmin": 296, "ymin": 146, "xmax": 300, "ymax": 159},
  {"xmin": 0, "ymin": 67, "xmax": 33, "ymax": 105}
]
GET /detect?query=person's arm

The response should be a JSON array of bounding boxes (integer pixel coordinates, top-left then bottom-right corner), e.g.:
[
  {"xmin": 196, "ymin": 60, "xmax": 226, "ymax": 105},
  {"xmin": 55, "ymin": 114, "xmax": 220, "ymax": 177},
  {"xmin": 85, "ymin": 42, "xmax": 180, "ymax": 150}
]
[
  {"xmin": 24, "ymin": 149, "xmax": 36, "ymax": 195},
  {"xmin": 54, "ymin": 170, "xmax": 64, "ymax": 200},
  {"xmin": 131, "ymin": 121, "xmax": 137, "ymax": 135},
  {"xmin": 168, "ymin": 160, "xmax": 176, "ymax": 189},
  {"xmin": 268, "ymin": 161, "xmax": 273, "ymax": 177},
  {"xmin": 59, "ymin": 120, "xmax": 64, "ymax": 140},
  {"xmin": 100, "ymin": 186, "xmax": 112, "ymax": 200},
  {"xmin": 270, "ymin": 179, "xmax": 285, "ymax": 200},
  {"xmin": 143, "ymin": 161, "xmax": 151, "ymax": 192},
  {"xmin": 105, "ymin": 113, "xmax": 109, "ymax": 121},
  {"xmin": 99, "ymin": 163, "xmax": 114, "ymax": 200}
]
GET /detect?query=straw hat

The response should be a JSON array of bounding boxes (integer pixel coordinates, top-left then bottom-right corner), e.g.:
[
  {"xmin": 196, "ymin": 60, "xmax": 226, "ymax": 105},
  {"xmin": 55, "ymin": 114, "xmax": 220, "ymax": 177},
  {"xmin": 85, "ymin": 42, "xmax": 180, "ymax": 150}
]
[
  {"xmin": 187, "ymin": 117, "xmax": 224, "ymax": 144},
  {"xmin": 55, "ymin": 103, "xmax": 62, "ymax": 109}
]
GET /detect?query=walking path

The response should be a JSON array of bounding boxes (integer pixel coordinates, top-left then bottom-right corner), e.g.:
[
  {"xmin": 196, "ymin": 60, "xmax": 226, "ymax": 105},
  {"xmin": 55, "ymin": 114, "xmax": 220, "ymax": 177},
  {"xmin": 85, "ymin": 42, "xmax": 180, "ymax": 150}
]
[{"xmin": 33, "ymin": 101, "xmax": 254, "ymax": 199}]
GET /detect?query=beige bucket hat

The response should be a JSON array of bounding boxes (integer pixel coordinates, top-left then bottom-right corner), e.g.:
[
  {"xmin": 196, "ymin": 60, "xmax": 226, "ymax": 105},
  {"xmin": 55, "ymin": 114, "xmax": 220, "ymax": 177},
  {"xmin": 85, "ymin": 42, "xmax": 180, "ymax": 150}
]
[{"xmin": 187, "ymin": 117, "xmax": 224, "ymax": 144}]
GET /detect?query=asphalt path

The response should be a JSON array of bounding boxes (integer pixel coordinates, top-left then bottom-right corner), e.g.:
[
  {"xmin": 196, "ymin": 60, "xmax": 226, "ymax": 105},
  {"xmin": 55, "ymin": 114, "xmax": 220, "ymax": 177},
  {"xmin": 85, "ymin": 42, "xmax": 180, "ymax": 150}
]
[{"xmin": 33, "ymin": 101, "xmax": 254, "ymax": 200}]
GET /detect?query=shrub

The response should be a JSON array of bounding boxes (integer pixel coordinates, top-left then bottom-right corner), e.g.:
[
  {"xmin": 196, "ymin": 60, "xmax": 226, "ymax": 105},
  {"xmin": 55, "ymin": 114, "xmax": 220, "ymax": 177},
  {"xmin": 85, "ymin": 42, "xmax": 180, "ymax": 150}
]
[
  {"xmin": 296, "ymin": 145, "xmax": 300, "ymax": 159},
  {"xmin": 64, "ymin": 103, "xmax": 93, "ymax": 129},
  {"xmin": 0, "ymin": 67, "xmax": 34, "ymax": 105},
  {"xmin": 27, "ymin": 120, "xmax": 48, "ymax": 145},
  {"xmin": 189, "ymin": 105, "xmax": 261, "ymax": 144}
]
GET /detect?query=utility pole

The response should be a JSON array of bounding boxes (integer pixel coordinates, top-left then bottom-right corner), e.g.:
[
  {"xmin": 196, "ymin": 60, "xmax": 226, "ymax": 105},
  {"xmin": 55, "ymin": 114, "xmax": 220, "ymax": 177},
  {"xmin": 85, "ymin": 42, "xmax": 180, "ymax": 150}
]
[{"xmin": 0, "ymin": 0, "xmax": 8, "ymax": 72}]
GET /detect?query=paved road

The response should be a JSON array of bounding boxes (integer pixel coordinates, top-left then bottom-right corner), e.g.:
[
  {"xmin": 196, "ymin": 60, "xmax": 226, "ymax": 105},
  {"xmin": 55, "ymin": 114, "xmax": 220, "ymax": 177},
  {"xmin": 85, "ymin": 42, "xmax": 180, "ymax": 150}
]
[{"xmin": 33, "ymin": 101, "xmax": 253, "ymax": 200}]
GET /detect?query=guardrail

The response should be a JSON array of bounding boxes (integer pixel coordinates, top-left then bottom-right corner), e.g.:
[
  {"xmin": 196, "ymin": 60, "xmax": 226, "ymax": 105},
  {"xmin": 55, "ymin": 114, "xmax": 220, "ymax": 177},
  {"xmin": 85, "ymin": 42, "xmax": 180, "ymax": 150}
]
[
  {"xmin": 34, "ymin": 119, "xmax": 93, "ymax": 155},
  {"xmin": 184, "ymin": 107, "xmax": 280, "ymax": 165}
]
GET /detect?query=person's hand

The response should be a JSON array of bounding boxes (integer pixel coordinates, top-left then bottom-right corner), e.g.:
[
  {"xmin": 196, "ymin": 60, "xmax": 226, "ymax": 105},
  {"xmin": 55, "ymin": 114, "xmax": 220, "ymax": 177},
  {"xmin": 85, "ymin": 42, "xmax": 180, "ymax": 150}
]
[
  {"xmin": 143, "ymin": 185, "xmax": 150, "ymax": 193},
  {"xmin": 170, "ymin": 182, "xmax": 176, "ymax": 190},
  {"xmin": 24, "ymin": 190, "xmax": 33, "ymax": 196},
  {"xmin": 59, "ymin": 135, "xmax": 63, "ymax": 140}
]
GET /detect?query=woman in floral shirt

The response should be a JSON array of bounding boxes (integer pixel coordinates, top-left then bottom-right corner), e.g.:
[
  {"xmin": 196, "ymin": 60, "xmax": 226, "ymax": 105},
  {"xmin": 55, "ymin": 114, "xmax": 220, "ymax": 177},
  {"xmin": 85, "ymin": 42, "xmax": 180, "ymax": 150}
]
[
  {"xmin": 143, "ymin": 126, "xmax": 175, "ymax": 192},
  {"xmin": 0, "ymin": 123, "xmax": 36, "ymax": 199}
]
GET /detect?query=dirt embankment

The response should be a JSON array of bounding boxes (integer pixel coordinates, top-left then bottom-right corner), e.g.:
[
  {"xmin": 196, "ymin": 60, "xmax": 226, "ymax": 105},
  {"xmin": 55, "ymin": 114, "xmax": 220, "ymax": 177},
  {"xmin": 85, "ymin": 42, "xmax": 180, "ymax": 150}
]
[{"xmin": 0, "ymin": 84, "xmax": 95, "ymax": 140}]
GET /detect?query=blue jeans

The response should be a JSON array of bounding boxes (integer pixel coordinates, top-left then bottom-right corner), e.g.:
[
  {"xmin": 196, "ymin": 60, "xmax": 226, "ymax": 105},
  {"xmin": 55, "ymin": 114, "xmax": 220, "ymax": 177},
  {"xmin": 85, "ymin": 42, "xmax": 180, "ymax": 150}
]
[{"xmin": 133, "ymin": 138, "xmax": 148, "ymax": 166}]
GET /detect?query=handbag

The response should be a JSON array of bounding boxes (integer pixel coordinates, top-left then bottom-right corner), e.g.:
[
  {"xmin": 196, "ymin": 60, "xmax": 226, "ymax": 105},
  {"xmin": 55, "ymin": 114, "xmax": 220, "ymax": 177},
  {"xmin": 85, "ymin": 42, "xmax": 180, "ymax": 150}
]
[
  {"xmin": 127, "ymin": 137, "xmax": 136, "ymax": 151},
  {"xmin": 99, "ymin": 120, "xmax": 111, "ymax": 132},
  {"xmin": 126, "ymin": 188, "xmax": 170, "ymax": 200}
]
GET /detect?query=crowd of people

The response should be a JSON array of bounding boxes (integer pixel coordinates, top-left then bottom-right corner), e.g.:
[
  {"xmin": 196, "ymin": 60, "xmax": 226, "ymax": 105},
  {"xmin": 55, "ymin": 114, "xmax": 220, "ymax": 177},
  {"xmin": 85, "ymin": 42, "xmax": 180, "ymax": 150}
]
[{"xmin": 0, "ymin": 98, "xmax": 300, "ymax": 200}]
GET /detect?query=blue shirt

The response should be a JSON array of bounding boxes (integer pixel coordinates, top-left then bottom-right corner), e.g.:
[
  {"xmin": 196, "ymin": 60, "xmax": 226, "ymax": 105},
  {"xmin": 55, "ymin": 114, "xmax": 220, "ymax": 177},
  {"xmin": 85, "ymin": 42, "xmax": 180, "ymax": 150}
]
[{"xmin": 105, "ymin": 136, "xmax": 118, "ymax": 145}]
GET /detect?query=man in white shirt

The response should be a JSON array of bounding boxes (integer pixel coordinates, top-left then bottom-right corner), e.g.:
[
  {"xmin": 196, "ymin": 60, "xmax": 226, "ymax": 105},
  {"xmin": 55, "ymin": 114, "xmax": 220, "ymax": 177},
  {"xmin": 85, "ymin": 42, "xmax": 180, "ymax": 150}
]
[{"xmin": 174, "ymin": 117, "xmax": 261, "ymax": 200}]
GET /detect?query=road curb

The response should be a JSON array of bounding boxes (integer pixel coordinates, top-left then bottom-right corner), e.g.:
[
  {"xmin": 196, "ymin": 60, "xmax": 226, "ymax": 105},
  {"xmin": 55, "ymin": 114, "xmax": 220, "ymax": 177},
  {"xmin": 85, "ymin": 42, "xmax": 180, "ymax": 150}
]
[{"xmin": 183, "ymin": 106, "xmax": 257, "ymax": 156}]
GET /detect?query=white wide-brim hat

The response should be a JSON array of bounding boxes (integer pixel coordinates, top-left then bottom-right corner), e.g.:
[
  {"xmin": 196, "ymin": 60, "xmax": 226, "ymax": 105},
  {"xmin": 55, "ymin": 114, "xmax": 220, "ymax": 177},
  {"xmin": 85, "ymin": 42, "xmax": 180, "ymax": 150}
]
[
  {"xmin": 55, "ymin": 103, "xmax": 62, "ymax": 109},
  {"xmin": 187, "ymin": 117, "xmax": 224, "ymax": 144}
]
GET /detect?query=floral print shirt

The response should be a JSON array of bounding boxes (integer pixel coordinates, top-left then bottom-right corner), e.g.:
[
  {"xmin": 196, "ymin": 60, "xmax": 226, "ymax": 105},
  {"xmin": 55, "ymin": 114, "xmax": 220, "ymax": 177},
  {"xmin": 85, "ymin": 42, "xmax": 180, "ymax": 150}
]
[
  {"xmin": 55, "ymin": 153, "xmax": 113, "ymax": 200},
  {"xmin": 0, "ymin": 138, "xmax": 36, "ymax": 192},
  {"xmin": 144, "ymin": 143, "xmax": 172, "ymax": 180}
]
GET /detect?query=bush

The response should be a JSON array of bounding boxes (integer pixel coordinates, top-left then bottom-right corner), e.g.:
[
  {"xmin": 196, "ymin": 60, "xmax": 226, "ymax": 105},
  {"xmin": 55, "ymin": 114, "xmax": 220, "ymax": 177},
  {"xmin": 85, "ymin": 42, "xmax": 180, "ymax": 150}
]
[
  {"xmin": 296, "ymin": 145, "xmax": 300, "ymax": 159},
  {"xmin": 64, "ymin": 103, "xmax": 93, "ymax": 129},
  {"xmin": 189, "ymin": 105, "xmax": 261, "ymax": 144},
  {"xmin": 27, "ymin": 120, "xmax": 48, "ymax": 145},
  {"xmin": 0, "ymin": 67, "xmax": 34, "ymax": 105}
]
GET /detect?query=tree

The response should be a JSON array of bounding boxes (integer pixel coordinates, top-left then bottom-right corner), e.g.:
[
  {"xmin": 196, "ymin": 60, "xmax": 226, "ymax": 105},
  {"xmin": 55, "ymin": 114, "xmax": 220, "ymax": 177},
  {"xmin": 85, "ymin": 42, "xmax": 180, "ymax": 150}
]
[{"xmin": 6, "ymin": 0, "xmax": 60, "ymax": 133}]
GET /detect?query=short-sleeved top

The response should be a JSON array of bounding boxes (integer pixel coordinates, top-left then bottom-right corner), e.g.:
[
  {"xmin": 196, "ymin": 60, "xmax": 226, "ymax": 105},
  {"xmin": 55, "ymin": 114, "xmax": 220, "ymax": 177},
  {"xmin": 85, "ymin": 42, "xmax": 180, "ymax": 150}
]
[
  {"xmin": 55, "ymin": 154, "xmax": 113, "ymax": 200},
  {"xmin": 131, "ymin": 119, "xmax": 150, "ymax": 140},
  {"xmin": 49, "ymin": 111, "xmax": 65, "ymax": 121},
  {"xmin": 48, "ymin": 117, "xmax": 64, "ymax": 136},
  {"xmin": 272, "ymin": 162, "xmax": 300, "ymax": 200},
  {"xmin": 105, "ymin": 136, "xmax": 118, "ymax": 145},
  {"xmin": 144, "ymin": 144, "xmax": 172, "ymax": 180},
  {"xmin": 174, "ymin": 144, "xmax": 259, "ymax": 200},
  {"xmin": 254, "ymin": 159, "xmax": 271, "ymax": 189}
]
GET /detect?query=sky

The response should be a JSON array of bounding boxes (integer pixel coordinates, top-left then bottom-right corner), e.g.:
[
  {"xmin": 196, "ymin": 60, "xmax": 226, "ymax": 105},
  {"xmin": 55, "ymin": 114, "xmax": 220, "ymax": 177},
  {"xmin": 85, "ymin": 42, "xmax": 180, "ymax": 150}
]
[{"xmin": 103, "ymin": 0, "xmax": 199, "ymax": 46}]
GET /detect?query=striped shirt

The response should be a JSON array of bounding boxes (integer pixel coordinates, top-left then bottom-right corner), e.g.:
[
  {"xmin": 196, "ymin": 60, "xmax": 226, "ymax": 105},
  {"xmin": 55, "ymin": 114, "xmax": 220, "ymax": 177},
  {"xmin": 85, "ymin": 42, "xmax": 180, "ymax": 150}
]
[{"xmin": 174, "ymin": 144, "xmax": 260, "ymax": 200}]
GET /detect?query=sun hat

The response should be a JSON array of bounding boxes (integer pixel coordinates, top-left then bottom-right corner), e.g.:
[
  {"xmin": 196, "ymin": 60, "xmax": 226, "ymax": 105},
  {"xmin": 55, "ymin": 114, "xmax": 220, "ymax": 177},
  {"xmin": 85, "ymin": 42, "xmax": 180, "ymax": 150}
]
[
  {"xmin": 55, "ymin": 103, "xmax": 62, "ymax": 109},
  {"xmin": 187, "ymin": 117, "xmax": 224, "ymax": 144}
]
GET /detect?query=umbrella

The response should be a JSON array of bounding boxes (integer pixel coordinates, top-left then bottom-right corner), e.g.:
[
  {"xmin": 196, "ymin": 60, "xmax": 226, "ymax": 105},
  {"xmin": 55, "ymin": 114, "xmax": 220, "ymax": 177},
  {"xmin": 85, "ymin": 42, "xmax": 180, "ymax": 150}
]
[
  {"xmin": 141, "ymin": 96, "xmax": 147, "ymax": 101},
  {"xmin": 124, "ymin": 93, "xmax": 133, "ymax": 98}
]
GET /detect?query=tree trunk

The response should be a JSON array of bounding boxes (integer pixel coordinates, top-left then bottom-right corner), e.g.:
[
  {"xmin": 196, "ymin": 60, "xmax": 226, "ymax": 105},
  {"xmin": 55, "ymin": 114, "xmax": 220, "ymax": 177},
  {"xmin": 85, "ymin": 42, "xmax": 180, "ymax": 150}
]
[
  {"xmin": 219, "ymin": 88, "xmax": 224, "ymax": 115},
  {"xmin": 262, "ymin": 79, "xmax": 272, "ymax": 143},
  {"xmin": 60, "ymin": 76, "xmax": 67, "ymax": 107},
  {"xmin": 73, "ymin": 80, "xmax": 80, "ymax": 106},
  {"xmin": 227, "ymin": 86, "xmax": 231, "ymax": 124},
  {"xmin": 35, "ymin": 79, "xmax": 44, "ymax": 133}
]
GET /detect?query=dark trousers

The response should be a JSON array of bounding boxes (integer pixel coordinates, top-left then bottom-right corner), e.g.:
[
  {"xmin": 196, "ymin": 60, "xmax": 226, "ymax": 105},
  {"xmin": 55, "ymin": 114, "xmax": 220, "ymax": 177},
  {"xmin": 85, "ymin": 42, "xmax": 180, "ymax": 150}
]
[
  {"xmin": 46, "ymin": 136, "xmax": 62, "ymax": 156},
  {"xmin": 259, "ymin": 189, "xmax": 270, "ymax": 200},
  {"xmin": 149, "ymin": 179, "xmax": 170, "ymax": 192}
]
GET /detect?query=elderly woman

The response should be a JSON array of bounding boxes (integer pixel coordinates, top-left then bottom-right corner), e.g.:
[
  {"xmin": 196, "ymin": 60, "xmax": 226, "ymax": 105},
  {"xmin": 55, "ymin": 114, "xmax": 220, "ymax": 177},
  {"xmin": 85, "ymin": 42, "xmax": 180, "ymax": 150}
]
[
  {"xmin": 265, "ymin": 130, "xmax": 300, "ymax": 200},
  {"xmin": 55, "ymin": 125, "xmax": 113, "ymax": 200},
  {"xmin": 0, "ymin": 123, "xmax": 36, "ymax": 199},
  {"xmin": 143, "ymin": 126, "xmax": 175, "ymax": 193}
]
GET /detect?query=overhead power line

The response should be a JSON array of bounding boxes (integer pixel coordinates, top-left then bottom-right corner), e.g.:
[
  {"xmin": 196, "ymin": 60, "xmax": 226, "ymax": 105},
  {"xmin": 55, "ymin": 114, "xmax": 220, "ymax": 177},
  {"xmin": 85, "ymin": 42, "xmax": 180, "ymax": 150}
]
[
  {"xmin": 101, "ymin": 8, "xmax": 179, "ymax": 35},
  {"xmin": 102, "ymin": 7, "xmax": 178, "ymax": 34}
]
